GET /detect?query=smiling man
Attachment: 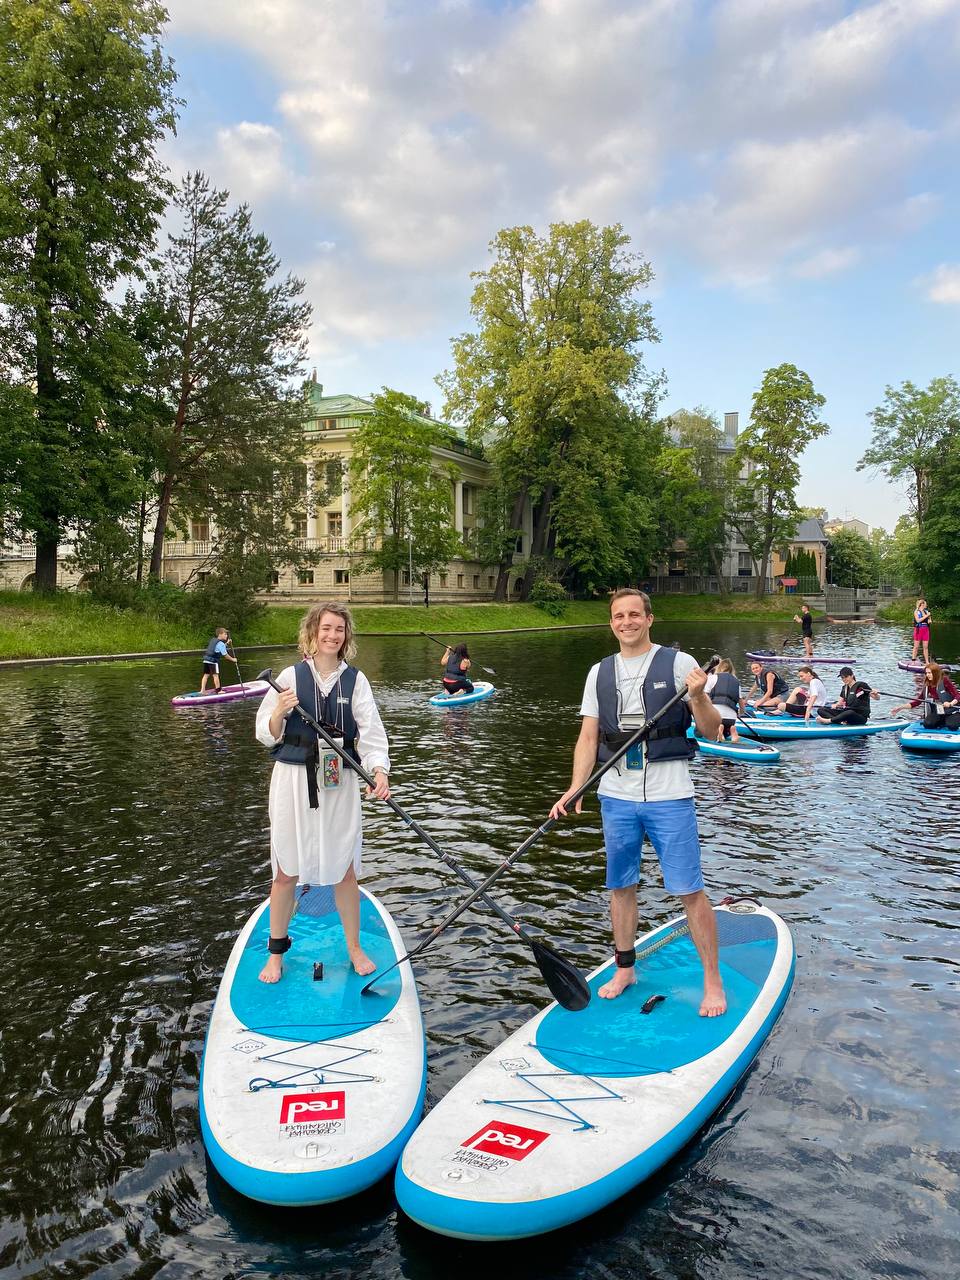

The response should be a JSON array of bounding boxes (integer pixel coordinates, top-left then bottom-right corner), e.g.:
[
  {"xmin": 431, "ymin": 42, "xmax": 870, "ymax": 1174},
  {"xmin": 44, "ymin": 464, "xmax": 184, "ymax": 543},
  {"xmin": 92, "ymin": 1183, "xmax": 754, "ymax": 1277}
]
[{"xmin": 549, "ymin": 589, "xmax": 726, "ymax": 1017}]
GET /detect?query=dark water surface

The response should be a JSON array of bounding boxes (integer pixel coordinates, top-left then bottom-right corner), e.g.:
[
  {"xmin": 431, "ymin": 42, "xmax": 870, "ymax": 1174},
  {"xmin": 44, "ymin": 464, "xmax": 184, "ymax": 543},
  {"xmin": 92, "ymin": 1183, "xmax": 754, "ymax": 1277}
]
[{"xmin": 0, "ymin": 620, "xmax": 958, "ymax": 1279}]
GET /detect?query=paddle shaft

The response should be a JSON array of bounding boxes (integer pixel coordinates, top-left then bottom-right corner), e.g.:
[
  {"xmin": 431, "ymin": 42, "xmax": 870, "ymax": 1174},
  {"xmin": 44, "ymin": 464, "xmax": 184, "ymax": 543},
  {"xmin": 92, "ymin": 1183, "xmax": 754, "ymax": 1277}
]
[
  {"xmin": 257, "ymin": 670, "xmax": 536, "ymax": 948},
  {"xmin": 229, "ymin": 642, "xmax": 245, "ymax": 693},
  {"xmin": 423, "ymin": 632, "xmax": 495, "ymax": 676}
]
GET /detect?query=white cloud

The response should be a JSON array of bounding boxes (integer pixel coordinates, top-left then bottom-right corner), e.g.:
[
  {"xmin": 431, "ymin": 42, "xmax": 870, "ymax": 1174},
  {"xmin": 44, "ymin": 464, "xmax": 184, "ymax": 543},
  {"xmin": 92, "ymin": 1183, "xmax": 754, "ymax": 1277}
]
[
  {"xmin": 923, "ymin": 263, "xmax": 960, "ymax": 303},
  {"xmin": 214, "ymin": 122, "xmax": 291, "ymax": 201},
  {"xmin": 792, "ymin": 246, "xmax": 861, "ymax": 278}
]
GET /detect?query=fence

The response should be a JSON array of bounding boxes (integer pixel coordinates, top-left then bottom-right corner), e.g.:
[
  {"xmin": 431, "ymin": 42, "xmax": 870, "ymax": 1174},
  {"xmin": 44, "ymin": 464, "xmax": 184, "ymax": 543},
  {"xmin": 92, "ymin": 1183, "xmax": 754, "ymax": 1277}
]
[{"xmin": 647, "ymin": 575, "xmax": 775, "ymax": 596}]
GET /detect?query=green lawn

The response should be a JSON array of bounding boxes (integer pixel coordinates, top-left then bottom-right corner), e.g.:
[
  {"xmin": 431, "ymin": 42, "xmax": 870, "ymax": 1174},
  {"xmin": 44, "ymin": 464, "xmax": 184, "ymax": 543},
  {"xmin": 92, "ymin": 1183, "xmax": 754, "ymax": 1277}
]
[{"xmin": 0, "ymin": 590, "xmax": 811, "ymax": 661}]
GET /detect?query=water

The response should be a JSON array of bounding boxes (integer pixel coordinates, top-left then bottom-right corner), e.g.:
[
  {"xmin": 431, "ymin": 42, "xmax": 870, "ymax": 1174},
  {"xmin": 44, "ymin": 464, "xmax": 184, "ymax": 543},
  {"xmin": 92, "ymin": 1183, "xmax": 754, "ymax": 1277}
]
[{"xmin": 0, "ymin": 620, "xmax": 957, "ymax": 1279}]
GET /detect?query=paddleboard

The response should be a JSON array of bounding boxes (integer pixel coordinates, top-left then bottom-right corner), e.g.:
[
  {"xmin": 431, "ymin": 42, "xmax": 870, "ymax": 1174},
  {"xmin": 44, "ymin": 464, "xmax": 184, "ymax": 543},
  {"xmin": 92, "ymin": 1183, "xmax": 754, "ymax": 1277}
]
[
  {"xmin": 745, "ymin": 650, "xmax": 855, "ymax": 665},
  {"xmin": 899, "ymin": 722, "xmax": 960, "ymax": 753},
  {"xmin": 737, "ymin": 716, "xmax": 902, "ymax": 740},
  {"xmin": 200, "ymin": 884, "xmax": 426, "ymax": 1206},
  {"xmin": 429, "ymin": 681, "xmax": 496, "ymax": 707},
  {"xmin": 396, "ymin": 899, "xmax": 793, "ymax": 1241},
  {"xmin": 897, "ymin": 659, "xmax": 959, "ymax": 674},
  {"xmin": 688, "ymin": 730, "xmax": 781, "ymax": 763},
  {"xmin": 171, "ymin": 680, "xmax": 269, "ymax": 706}
]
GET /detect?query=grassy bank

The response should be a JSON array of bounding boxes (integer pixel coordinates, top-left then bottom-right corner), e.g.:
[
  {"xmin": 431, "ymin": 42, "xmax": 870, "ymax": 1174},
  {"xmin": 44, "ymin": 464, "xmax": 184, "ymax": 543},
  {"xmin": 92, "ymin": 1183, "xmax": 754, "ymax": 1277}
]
[{"xmin": 0, "ymin": 590, "xmax": 810, "ymax": 661}]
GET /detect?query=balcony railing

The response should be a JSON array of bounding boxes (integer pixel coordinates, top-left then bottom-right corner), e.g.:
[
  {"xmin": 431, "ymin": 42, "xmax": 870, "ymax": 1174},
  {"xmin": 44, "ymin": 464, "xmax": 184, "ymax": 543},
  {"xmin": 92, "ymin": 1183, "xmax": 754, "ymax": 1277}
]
[{"xmin": 162, "ymin": 535, "xmax": 377, "ymax": 558}]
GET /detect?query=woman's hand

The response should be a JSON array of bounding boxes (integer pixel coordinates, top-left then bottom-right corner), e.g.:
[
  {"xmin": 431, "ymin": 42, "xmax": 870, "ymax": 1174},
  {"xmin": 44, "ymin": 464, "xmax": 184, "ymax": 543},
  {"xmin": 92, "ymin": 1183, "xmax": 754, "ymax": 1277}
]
[{"xmin": 366, "ymin": 768, "xmax": 390, "ymax": 801}]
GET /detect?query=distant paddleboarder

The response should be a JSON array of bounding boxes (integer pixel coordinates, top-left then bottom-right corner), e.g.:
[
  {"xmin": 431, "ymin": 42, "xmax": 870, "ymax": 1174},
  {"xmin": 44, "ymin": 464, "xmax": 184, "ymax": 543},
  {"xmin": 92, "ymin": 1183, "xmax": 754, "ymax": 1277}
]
[
  {"xmin": 200, "ymin": 627, "xmax": 238, "ymax": 694},
  {"xmin": 794, "ymin": 602, "xmax": 814, "ymax": 657},
  {"xmin": 439, "ymin": 643, "xmax": 474, "ymax": 696},
  {"xmin": 912, "ymin": 598, "xmax": 932, "ymax": 665}
]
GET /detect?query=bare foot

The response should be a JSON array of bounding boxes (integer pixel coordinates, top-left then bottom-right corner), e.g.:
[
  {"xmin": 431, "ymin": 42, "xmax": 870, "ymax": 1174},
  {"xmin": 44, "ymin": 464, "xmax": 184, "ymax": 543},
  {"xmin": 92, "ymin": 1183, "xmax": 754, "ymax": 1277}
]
[
  {"xmin": 349, "ymin": 948, "xmax": 377, "ymax": 977},
  {"xmin": 730, "ymin": 732, "xmax": 740, "ymax": 743},
  {"xmin": 699, "ymin": 982, "xmax": 727, "ymax": 1017},
  {"xmin": 259, "ymin": 954, "xmax": 283, "ymax": 983},
  {"xmin": 598, "ymin": 967, "xmax": 637, "ymax": 999}
]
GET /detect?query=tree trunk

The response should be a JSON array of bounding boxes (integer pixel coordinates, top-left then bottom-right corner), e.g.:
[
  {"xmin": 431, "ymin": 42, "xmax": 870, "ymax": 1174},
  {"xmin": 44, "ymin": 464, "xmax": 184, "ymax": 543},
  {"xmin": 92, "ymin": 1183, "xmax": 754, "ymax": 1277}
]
[
  {"xmin": 709, "ymin": 547, "xmax": 728, "ymax": 599},
  {"xmin": 493, "ymin": 483, "xmax": 529, "ymax": 602},
  {"xmin": 136, "ymin": 492, "xmax": 147, "ymax": 584},
  {"xmin": 34, "ymin": 530, "xmax": 59, "ymax": 592},
  {"xmin": 149, "ymin": 470, "xmax": 176, "ymax": 581},
  {"xmin": 520, "ymin": 482, "xmax": 555, "ymax": 600},
  {"xmin": 755, "ymin": 547, "xmax": 770, "ymax": 600}
]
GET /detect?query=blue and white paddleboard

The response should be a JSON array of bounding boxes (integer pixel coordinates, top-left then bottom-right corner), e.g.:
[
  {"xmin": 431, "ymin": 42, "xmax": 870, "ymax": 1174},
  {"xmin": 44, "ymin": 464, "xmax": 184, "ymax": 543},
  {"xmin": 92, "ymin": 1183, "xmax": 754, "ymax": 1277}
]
[
  {"xmin": 688, "ymin": 730, "xmax": 781, "ymax": 763},
  {"xmin": 738, "ymin": 716, "xmax": 902, "ymax": 740},
  {"xmin": 200, "ymin": 885, "xmax": 426, "ymax": 1206},
  {"xmin": 429, "ymin": 681, "xmax": 496, "ymax": 707},
  {"xmin": 396, "ymin": 900, "xmax": 794, "ymax": 1241},
  {"xmin": 899, "ymin": 722, "xmax": 960, "ymax": 753}
]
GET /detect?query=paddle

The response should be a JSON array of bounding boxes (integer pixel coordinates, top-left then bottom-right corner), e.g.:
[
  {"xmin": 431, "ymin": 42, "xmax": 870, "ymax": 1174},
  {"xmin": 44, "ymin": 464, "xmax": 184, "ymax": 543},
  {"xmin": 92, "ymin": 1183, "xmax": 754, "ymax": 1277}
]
[
  {"xmin": 228, "ymin": 640, "xmax": 245, "ymax": 693},
  {"xmin": 363, "ymin": 655, "xmax": 722, "ymax": 997},
  {"xmin": 422, "ymin": 632, "xmax": 496, "ymax": 676},
  {"xmin": 255, "ymin": 669, "xmax": 590, "ymax": 1012}
]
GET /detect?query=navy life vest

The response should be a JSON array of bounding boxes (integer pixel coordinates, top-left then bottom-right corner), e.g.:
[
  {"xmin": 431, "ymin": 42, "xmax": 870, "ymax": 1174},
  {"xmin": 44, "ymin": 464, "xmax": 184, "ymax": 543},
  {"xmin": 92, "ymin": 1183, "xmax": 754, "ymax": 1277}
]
[
  {"xmin": 272, "ymin": 663, "xmax": 361, "ymax": 806},
  {"xmin": 839, "ymin": 680, "xmax": 871, "ymax": 719},
  {"xmin": 596, "ymin": 647, "xmax": 694, "ymax": 765},
  {"xmin": 925, "ymin": 679, "xmax": 951, "ymax": 704},
  {"xmin": 710, "ymin": 672, "xmax": 740, "ymax": 711},
  {"xmin": 203, "ymin": 636, "xmax": 223, "ymax": 662},
  {"xmin": 444, "ymin": 653, "xmax": 466, "ymax": 681},
  {"xmin": 755, "ymin": 667, "xmax": 788, "ymax": 697}
]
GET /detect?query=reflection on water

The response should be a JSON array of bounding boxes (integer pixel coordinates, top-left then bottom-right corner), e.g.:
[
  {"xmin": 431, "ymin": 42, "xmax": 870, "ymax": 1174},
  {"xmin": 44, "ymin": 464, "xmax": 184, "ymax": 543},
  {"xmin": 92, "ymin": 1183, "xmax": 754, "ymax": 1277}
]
[{"xmin": 0, "ymin": 620, "xmax": 957, "ymax": 1278}]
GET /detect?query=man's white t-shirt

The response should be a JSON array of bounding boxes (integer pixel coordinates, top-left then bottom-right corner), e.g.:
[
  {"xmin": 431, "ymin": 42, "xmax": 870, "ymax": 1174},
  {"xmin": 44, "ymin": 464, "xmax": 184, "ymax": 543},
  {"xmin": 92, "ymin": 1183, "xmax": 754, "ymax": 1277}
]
[{"xmin": 579, "ymin": 645, "xmax": 698, "ymax": 803}]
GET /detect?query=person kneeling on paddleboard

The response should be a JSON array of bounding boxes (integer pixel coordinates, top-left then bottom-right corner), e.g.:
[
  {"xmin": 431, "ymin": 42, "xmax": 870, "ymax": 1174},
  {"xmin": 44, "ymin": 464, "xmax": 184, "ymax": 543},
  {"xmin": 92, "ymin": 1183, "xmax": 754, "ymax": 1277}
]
[
  {"xmin": 889, "ymin": 662, "xmax": 960, "ymax": 730},
  {"xmin": 748, "ymin": 659, "xmax": 788, "ymax": 711},
  {"xmin": 549, "ymin": 588, "xmax": 727, "ymax": 1018},
  {"xmin": 705, "ymin": 658, "xmax": 743, "ymax": 742},
  {"xmin": 255, "ymin": 602, "xmax": 392, "ymax": 983},
  {"xmin": 440, "ymin": 643, "xmax": 474, "ymax": 696},
  {"xmin": 817, "ymin": 667, "xmax": 880, "ymax": 725},
  {"xmin": 777, "ymin": 666, "xmax": 827, "ymax": 721}
]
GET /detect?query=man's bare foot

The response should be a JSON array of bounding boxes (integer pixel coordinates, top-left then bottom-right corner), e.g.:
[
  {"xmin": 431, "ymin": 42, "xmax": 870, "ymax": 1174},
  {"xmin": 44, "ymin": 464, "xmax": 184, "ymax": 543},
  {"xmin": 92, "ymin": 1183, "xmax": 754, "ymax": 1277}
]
[
  {"xmin": 699, "ymin": 982, "xmax": 726, "ymax": 1017},
  {"xmin": 598, "ymin": 967, "xmax": 637, "ymax": 999},
  {"xmin": 350, "ymin": 948, "xmax": 377, "ymax": 977},
  {"xmin": 259, "ymin": 954, "xmax": 283, "ymax": 983},
  {"xmin": 730, "ymin": 733, "xmax": 740, "ymax": 743}
]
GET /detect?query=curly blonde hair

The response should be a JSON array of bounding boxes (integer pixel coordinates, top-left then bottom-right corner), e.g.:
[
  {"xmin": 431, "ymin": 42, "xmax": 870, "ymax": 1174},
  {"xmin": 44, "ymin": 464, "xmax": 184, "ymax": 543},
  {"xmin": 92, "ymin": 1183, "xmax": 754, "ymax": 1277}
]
[{"xmin": 298, "ymin": 601, "xmax": 357, "ymax": 662}]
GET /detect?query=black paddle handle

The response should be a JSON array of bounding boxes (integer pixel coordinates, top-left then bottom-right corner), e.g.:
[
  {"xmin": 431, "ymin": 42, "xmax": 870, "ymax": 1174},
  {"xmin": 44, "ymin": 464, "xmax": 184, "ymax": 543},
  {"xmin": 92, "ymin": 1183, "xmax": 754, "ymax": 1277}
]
[
  {"xmin": 405, "ymin": 655, "xmax": 722, "ymax": 944},
  {"xmin": 256, "ymin": 670, "xmax": 533, "ymax": 946}
]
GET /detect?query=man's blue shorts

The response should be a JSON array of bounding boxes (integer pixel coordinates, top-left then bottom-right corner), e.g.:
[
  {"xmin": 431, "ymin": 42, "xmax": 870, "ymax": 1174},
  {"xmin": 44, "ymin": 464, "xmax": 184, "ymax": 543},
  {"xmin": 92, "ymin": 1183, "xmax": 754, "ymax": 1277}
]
[{"xmin": 598, "ymin": 795, "xmax": 704, "ymax": 896}]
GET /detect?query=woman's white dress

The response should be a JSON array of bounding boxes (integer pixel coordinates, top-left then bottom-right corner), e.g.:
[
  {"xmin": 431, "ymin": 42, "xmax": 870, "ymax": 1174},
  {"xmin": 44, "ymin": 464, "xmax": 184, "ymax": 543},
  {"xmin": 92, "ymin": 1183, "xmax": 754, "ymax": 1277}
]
[{"xmin": 255, "ymin": 659, "xmax": 390, "ymax": 885}]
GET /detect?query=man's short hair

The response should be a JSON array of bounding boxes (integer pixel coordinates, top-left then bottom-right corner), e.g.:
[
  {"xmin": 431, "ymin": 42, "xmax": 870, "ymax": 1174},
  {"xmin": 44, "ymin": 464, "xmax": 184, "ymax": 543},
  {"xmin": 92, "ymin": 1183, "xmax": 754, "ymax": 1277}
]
[
  {"xmin": 609, "ymin": 588, "xmax": 652, "ymax": 616},
  {"xmin": 838, "ymin": 666, "xmax": 854, "ymax": 678}
]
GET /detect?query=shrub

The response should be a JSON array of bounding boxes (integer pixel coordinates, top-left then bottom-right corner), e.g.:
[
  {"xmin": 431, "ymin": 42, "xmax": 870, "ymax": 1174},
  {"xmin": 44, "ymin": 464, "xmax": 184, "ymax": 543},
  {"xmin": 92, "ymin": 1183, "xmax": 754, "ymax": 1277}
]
[{"xmin": 529, "ymin": 576, "xmax": 568, "ymax": 618}]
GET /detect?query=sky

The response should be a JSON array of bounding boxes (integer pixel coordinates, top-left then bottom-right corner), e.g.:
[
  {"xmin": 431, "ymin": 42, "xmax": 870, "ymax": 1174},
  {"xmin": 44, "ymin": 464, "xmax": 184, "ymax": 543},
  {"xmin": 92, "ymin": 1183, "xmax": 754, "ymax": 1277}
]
[{"xmin": 162, "ymin": 0, "xmax": 960, "ymax": 533}]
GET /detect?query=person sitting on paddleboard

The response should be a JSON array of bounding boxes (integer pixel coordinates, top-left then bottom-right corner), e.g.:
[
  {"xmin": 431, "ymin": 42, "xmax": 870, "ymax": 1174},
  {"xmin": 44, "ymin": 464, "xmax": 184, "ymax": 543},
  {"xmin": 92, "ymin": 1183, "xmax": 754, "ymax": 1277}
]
[
  {"xmin": 440, "ymin": 643, "xmax": 474, "ymax": 696},
  {"xmin": 705, "ymin": 658, "xmax": 743, "ymax": 743},
  {"xmin": 777, "ymin": 665, "xmax": 827, "ymax": 720},
  {"xmin": 911, "ymin": 598, "xmax": 932, "ymax": 665},
  {"xmin": 794, "ymin": 603, "xmax": 814, "ymax": 658},
  {"xmin": 200, "ymin": 627, "xmax": 238, "ymax": 694},
  {"xmin": 548, "ymin": 588, "xmax": 727, "ymax": 1018},
  {"xmin": 748, "ymin": 659, "xmax": 788, "ymax": 711},
  {"xmin": 889, "ymin": 663, "xmax": 960, "ymax": 730},
  {"xmin": 816, "ymin": 666, "xmax": 880, "ymax": 725},
  {"xmin": 255, "ymin": 602, "xmax": 391, "ymax": 984}
]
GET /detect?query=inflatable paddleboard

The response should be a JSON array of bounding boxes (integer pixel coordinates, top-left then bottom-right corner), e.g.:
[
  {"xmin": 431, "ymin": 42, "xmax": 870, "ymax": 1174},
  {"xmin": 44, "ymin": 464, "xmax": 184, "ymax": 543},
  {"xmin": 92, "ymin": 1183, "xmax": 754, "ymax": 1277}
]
[
  {"xmin": 897, "ymin": 659, "xmax": 959, "ymax": 674},
  {"xmin": 745, "ymin": 650, "xmax": 855, "ymax": 665},
  {"xmin": 898, "ymin": 722, "xmax": 960, "ymax": 753},
  {"xmin": 429, "ymin": 681, "xmax": 496, "ymax": 707},
  {"xmin": 171, "ymin": 680, "xmax": 269, "ymax": 706},
  {"xmin": 688, "ymin": 730, "xmax": 781, "ymax": 763},
  {"xmin": 200, "ymin": 885, "xmax": 425, "ymax": 1206},
  {"xmin": 738, "ymin": 716, "xmax": 902, "ymax": 740},
  {"xmin": 396, "ymin": 899, "xmax": 793, "ymax": 1241}
]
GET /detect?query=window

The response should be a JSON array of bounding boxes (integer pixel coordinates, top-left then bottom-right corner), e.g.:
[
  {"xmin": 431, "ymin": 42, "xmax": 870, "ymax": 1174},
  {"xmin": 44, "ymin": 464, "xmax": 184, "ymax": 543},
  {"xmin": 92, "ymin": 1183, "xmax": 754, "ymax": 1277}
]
[
  {"xmin": 293, "ymin": 513, "xmax": 308, "ymax": 538},
  {"xmin": 457, "ymin": 573, "xmax": 464, "ymax": 589},
  {"xmin": 198, "ymin": 571, "xmax": 210, "ymax": 585},
  {"xmin": 191, "ymin": 518, "xmax": 209, "ymax": 541},
  {"xmin": 738, "ymin": 552, "xmax": 752, "ymax": 577},
  {"xmin": 488, "ymin": 576, "xmax": 494, "ymax": 588},
  {"xmin": 325, "ymin": 460, "xmax": 342, "ymax": 497},
  {"xmin": 320, "ymin": 417, "xmax": 337, "ymax": 430},
  {"xmin": 334, "ymin": 569, "xmax": 349, "ymax": 585},
  {"xmin": 514, "ymin": 534, "xmax": 523, "ymax": 554},
  {"xmin": 402, "ymin": 570, "xmax": 411, "ymax": 585},
  {"xmin": 462, "ymin": 484, "xmax": 472, "ymax": 515},
  {"xmin": 298, "ymin": 569, "xmax": 314, "ymax": 585},
  {"xmin": 473, "ymin": 574, "xmax": 480, "ymax": 589},
  {"xmin": 271, "ymin": 571, "xmax": 280, "ymax": 586},
  {"xmin": 328, "ymin": 512, "xmax": 343, "ymax": 536},
  {"xmin": 439, "ymin": 573, "xmax": 448, "ymax": 588}
]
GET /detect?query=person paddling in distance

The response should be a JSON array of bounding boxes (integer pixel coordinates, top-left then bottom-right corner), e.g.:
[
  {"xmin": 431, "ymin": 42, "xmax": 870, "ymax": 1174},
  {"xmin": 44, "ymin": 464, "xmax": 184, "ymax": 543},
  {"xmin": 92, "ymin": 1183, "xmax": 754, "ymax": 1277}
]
[
  {"xmin": 794, "ymin": 603, "xmax": 815, "ymax": 658},
  {"xmin": 889, "ymin": 662, "xmax": 960, "ymax": 729},
  {"xmin": 548, "ymin": 589, "xmax": 727, "ymax": 1017},
  {"xmin": 816, "ymin": 666, "xmax": 880, "ymax": 725},
  {"xmin": 440, "ymin": 643, "xmax": 474, "ymax": 696},
  {"xmin": 748, "ymin": 658, "xmax": 788, "ymax": 711},
  {"xmin": 200, "ymin": 627, "xmax": 238, "ymax": 694},
  {"xmin": 911, "ymin": 598, "xmax": 932, "ymax": 665},
  {"xmin": 777, "ymin": 665, "xmax": 827, "ymax": 720},
  {"xmin": 255, "ymin": 602, "xmax": 391, "ymax": 983}
]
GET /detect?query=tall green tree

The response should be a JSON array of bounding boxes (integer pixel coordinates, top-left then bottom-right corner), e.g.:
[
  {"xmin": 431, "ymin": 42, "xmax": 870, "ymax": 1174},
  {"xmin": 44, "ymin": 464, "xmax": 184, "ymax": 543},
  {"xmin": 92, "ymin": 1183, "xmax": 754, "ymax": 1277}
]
[
  {"xmin": 141, "ymin": 172, "xmax": 313, "ymax": 583},
  {"xmin": 858, "ymin": 377, "xmax": 960, "ymax": 532},
  {"xmin": 916, "ymin": 435, "xmax": 960, "ymax": 614},
  {"xmin": 826, "ymin": 528, "xmax": 879, "ymax": 588},
  {"xmin": 0, "ymin": 0, "xmax": 178, "ymax": 589},
  {"xmin": 348, "ymin": 388, "xmax": 460, "ymax": 602},
  {"xmin": 659, "ymin": 408, "xmax": 729, "ymax": 590},
  {"xmin": 728, "ymin": 364, "xmax": 828, "ymax": 599},
  {"xmin": 440, "ymin": 221, "xmax": 661, "ymax": 600}
]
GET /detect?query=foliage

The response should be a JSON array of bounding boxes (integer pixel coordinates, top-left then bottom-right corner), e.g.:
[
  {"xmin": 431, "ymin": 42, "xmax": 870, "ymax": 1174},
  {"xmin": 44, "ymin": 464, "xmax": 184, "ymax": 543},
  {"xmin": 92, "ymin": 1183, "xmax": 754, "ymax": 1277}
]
[
  {"xmin": 348, "ymin": 388, "xmax": 461, "ymax": 601},
  {"xmin": 826, "ymin": 529, "xmax": 879, "ymax": 588},
  {"xmin": 529, "ymin": 574, "xmax": 568, "ymax": 618},
  {"xmin": 440, "ymin": 220, "xmax": 663, "ymax": 600},
  {"xmin": 858, "ymin": 377, "xmax": 960, "ymax": 531},
  {"xmin": 658, "ymin": 408, "xmax": 729, "ymax": 585},
  {"xmin": 783, "ymin": 548, "xmax": 818, "ymax": 580},
  {"xmin": 915, "ymin": 434, "xmax": 960, "ymax": 615},
  {"xmin": 727, "ymin": 364, "xmax": 829, "ymax": 599},
  {"xmin": 0, "ymin": 0, "xmax": 179, "ymax": 589}
]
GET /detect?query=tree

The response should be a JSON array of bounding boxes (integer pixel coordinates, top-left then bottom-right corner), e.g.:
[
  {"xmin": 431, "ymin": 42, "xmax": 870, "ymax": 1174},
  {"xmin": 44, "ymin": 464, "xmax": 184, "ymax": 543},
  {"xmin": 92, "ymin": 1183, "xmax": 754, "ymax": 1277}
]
[
  {"xmin": 0, "ymin": 0, "xmax": 178, "ymax": 590},
  {"xmin": 916, "ymin": 436, "xmax": 960, "ymax": 614},
  {"xmin": 858, "ymin": 377, "xmax": 960, "ymax": 531},
  {"xmin": 826, "ymin": 528, "xmax": 878, "ymax": 588},
  {"xmin": 659, "ymin": 408, "xmax": 729, "ymax": 589},
  {"xmin": 440, "ymin": 221, "xmax": 661, "ymax": 600},
  {"xmin": 140, "ymin": 172, "xmax": 313, "ymax": 584},
  {"xmin": 347, "ymin": 388, "xmax": 461, "ymax": 602},
  {"xmin": 727, "ymin": 364, "xmax": 828, "ymax": 599}
]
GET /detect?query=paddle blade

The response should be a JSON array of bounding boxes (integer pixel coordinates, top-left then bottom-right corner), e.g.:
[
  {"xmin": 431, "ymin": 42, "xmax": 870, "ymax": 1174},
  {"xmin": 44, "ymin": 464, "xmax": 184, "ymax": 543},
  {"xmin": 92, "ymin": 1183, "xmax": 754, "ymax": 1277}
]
[{"xmin": 531, "ymin": 939, "xmax": 591, "ymax": 1011}]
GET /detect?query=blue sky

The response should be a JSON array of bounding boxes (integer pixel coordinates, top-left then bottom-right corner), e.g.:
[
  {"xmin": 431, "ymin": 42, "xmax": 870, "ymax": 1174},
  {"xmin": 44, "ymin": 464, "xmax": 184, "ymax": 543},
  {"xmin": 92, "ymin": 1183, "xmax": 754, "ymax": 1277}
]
[{"xmin": 162, "ymin": 0, "xmax": 960, "ymax": 531}]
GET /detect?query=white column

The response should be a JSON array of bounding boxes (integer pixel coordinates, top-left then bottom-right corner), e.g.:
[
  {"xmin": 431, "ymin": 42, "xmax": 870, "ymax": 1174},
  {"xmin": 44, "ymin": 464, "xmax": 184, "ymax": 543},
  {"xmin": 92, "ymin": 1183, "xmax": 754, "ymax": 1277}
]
[
  {"xmin": 305, "ymin": 465, "xmax": 317, "ymax": 540},
  {"xmin": 342, "ymin": 465, "xmax": 351, "ymax": 539},
  {"xmin": 454, "ymin": 479, "xmax": 464, "ymax": 534}
]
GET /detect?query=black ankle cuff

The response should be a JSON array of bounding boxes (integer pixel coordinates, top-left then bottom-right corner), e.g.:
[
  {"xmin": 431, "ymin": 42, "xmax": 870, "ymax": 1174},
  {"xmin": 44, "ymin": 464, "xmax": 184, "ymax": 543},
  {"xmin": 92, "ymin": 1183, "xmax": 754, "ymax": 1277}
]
[
  {"xmin": 268, "ymin": 935, "xmax": 291, "ymax": 954},
  {"xmin": 615, "ymin": 947, "xmax": 636, "ymax": 968}
]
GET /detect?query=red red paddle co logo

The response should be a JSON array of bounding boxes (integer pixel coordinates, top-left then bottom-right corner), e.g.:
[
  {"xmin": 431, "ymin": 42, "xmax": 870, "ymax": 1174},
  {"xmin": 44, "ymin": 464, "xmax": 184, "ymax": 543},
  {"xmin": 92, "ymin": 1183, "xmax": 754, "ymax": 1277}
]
[
  {"xmin": 279, "ymin": 1091, "xmax": 345, "ymax": 1132},
  {"xmin": 454, "ymin": 1121, "xmax": 550, "ymax": 1169}
]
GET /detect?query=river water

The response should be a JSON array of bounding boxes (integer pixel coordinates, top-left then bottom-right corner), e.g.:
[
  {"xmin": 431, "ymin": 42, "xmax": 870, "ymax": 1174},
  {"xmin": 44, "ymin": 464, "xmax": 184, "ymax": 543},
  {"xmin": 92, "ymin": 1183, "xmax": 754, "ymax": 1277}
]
[{"xmin": 0, "ymin": 619, "xmax": 957, "ymax": 1280}]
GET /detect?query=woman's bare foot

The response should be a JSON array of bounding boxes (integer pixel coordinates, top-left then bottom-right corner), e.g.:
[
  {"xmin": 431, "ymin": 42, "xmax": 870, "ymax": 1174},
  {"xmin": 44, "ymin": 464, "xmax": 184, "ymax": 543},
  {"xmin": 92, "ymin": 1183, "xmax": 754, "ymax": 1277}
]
[
  {"xmin": 598, "ymin": 967, "xmax": 636, "ymax": 999},
  {"xmin": 349, "ymin": 947, "xmax": 377, "ymax": 977},
  {"xmin": 730, "ymin": 732, "xmax": 740, "ymax": 743},
  {"xmin": 259, "ymin": 954, "xmax": 283, "ymax": 983},
  {"xmin": 699, "ymin": 981, "xmax": 727, "ymax": 1017}
]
